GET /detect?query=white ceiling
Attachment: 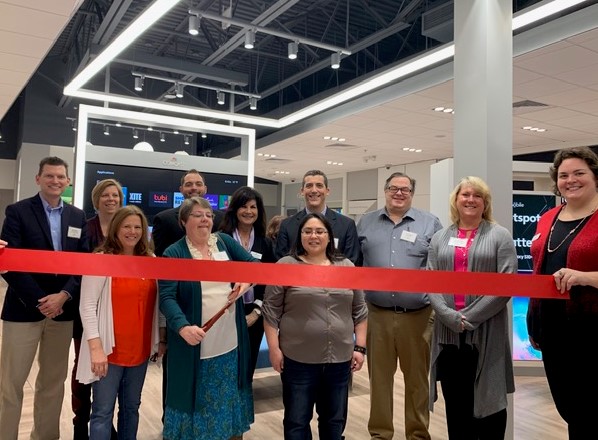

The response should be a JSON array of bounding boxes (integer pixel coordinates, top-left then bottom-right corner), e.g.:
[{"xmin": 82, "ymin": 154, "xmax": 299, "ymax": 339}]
[
  {"xmin": 254, "ymin": 26, "xmax": 598, "ymax": 183},
  {"xmin": 0, "ymin": 0, "xmax": 83, "ymax": 119},
  {"xmin": 1, "ymin": 2, "xmax": 598, "ymax": 185}
]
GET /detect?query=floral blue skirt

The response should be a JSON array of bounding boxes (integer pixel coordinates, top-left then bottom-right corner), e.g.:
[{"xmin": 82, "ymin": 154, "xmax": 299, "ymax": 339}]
[{"xmin": 163, "ymin": 348, "xmax": 254, "ymax": 440}]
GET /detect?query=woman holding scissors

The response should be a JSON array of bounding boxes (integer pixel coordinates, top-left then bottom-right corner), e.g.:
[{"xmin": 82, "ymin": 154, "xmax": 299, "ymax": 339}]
[{"xmin": 159, "ymin": 196, "xmax": 258, "ymax": 440}]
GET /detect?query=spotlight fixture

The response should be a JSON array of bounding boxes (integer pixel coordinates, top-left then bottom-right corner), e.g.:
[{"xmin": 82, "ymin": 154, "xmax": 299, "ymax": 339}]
[
  {"xmin": 115, "ymin": 121, "xmax": 122, "ymax": 127},
  {"xmin": 188, "ymin": 15, "xmax": 200, "ymax": 36},
  {"xmin": 175, "ymin": 82, "xmax": 184, "ymax": 98},
  {"xmin": 71, "ymin": 119, "xmax": 77, "ymax": 131},
  {"xmin": 132, "ymin": 129, "xmax": 139, "ymax": 139},
  {"xmin": 184, "ymin": 135, "xmax": 190, "ymax": 145},
  {"xmin": 134, "ymin": 76, "xmax": 143, "ymax": 92},
  {"xmin": 160, "ymin": 132, "xmax": 165, "ymax": 142},
  {"xmin": 217, "ymin": 91, "xmax": 225, "ymax": 105},
  {"xmin": 173, "ymin": 129, "xmax": 179, "ymax": 134},
  {"xmin": 249, "ymin": 97, "xmax": 257, "ymax": 111},
  {"xmin": 244, "ymin": 29, "xmax": 255, "ymax": 49},
  {"xmin": 147, "ymin": 126, "xmax": 153, "ymax": 131},
  {"xmin": 331, "ymin": 52, "xmax": 341, "ymax": 69},
  {"xmin": 288, "ymin": 41, "xmax": 298, "ymax": 60},
  {"xmin": 201, "ymin": 133, "xmax": 207, "ymax": 139},
  {"xmin": 103, "ymin": 125, "xmax": 110, "ymax": 136}
]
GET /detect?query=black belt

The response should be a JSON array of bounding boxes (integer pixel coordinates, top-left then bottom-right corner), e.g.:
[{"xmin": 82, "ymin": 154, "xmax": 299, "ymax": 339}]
[{"xmin": 372, "ymin": 303, "xmax": 430, "ymax": 314}]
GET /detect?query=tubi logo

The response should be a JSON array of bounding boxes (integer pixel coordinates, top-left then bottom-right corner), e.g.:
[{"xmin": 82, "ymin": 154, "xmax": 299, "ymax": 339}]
[{"xmin": 149, "ymin": 191, "xmax": 171, "ymax": 208}]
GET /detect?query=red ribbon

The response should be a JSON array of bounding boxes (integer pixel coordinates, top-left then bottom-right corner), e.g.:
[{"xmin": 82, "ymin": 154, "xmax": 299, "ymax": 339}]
[{"xmin": 0, "ymin": 248, "xmax": 563, "ymax": 298}]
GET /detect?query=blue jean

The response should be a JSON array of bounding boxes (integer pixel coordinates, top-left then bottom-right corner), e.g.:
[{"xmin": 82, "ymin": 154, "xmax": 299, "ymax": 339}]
[
  {"xmin": 90, "ymin": 361, "xmax": 148, "ymax": 440},
  {"xmin": 281, "ymin": 356, "xmax": 351, "ymax": 440}
]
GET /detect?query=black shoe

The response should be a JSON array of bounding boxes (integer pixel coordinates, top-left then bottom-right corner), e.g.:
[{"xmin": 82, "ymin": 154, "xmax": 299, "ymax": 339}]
[{"xmin": 110, "ymin": 425, "xmax": 118, "ymax": 440}]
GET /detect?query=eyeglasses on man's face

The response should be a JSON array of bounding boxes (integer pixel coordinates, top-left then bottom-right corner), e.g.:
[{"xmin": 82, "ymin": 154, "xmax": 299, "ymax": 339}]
[
  {"xmin": 301, "ymin": 228, "xmax": 328, "ymax": 236},
  {"xmin": 189, "ymin": 211, "xmax": 213, "ymax": 219},
  {"xmin": 385, "ymin": 186, "xmax": 412, "ymax": 195}
]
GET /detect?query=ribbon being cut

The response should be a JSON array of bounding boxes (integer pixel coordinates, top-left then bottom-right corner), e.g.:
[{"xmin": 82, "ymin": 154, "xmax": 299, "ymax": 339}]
[{"xmin": 0, "ymin": 248, "xmax": 563, "ymax": 300}]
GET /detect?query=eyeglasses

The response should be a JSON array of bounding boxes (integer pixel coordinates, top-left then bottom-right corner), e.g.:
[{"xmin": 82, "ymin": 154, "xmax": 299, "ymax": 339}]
[
  {"xmin": 301, "ymin": 228, "xmax": 328, "ymax": 236},
  {"xmin": 189, "ymin": 212, "xmax": 213, "ymax": 219},
  {"xmin": 385, "ymin": 186, "xmax": 412, "ymax": 195}
]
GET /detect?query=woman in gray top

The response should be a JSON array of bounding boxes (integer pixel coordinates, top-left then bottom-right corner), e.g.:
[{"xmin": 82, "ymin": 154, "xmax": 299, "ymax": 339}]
[
  {"xmin": 263, "ymin": 212, "xmax": 367, "ymax": 440},
  {"xmin": 427, "ymin": 176, "xmax": 517, "ymax": 440}
]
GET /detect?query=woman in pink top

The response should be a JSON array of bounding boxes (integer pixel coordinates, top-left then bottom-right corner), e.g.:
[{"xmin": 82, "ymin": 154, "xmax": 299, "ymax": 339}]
[{"xmin": 427, "ymin": 177, "xmax": 517, "ymax": 440}]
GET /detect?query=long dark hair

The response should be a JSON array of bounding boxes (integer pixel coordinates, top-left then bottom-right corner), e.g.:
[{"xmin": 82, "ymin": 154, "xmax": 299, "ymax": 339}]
[
  {"xmin": 219, "ymin": 186, "xmax": 267, "ymax": 236},
  {"xmin": 290, "ymin": 212, "xmax": 343, "ymax": 262}
]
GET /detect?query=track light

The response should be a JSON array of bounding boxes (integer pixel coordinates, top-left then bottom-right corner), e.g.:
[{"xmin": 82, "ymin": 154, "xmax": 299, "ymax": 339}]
[
  {"xmin": 71, "ymin": 119, "xmax": 77, "ymax": 131},
  {"xmin": 175, "ymin": 82, "xmax": 184, "ymax": 98},
  {"xmin": 288, "ymin": 41, "xmax": 298, "ymax": 60},
  {"xmin": 217, "ymin": 91, "xmax": 225, "ymax": 105},
  {"xmin": 201, "ymin": 133, "xmax": 207, "ymax": 139},
  {"xmin": 147, "ymin": 126, "xmax": 153, "ymax": 131},
  {"xmin": 159, "ymin": 132, "xmax": 165, "ymax": 142},
  {"xmin": 184, "ymin": 135, "xmax": 190, "ymax": 145},
  {"xmin": 115, "ymin": 121, "xmax": 122, "ymax": 127},
  {"xmin": 331, "ymin": 52, "xmax": 341, "ymax": 69},
  {"xmin": 103, "ymin": 125, "xmax": 110, "ymax": 136},
  {"xmin": 173, "ymin": 129, "xmax": 179, "ymax": 134},
  {"xmin": 132, "ymin": 129, "xmax": 139, "ymax": 139},
  {"xmin": 188, "ymin": 15, "xmax": 199, "ymax": 36},
  {"xmin": 249, "ymin": 97, "xmax": 257, "ymax": 111},
  {"xmin": 134, "ymin": 76, "xmax": 143, "ymax": 92},
  {"xmin": 244, "ymin": 30, "xmax": 255, "ymax": 49}
]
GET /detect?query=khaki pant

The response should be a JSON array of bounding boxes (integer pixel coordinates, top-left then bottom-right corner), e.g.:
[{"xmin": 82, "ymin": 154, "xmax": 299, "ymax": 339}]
[
  {"xmin": 367, "ymin": 304, "xmax": 434, "ymax": 440},
  {"xmin": 0, "ymin": 319, "xmax": 73, "ymax": 440}
]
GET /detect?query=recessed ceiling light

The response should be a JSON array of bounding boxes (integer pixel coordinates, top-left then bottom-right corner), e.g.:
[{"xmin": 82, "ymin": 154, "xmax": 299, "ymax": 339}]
[
  {"xmin": 402, "ymin": 147, "xmax": 410, "ymax": 151},
  {"xmin": 338, "ymin": 138, "xmax": 345, "ymax": 142},
  {"xmin": 323, "ymin": 136, "xmax": 331, "ymax": 140},
  {"xmin": 442, "ymin": 108, "xmax": 453, "ymax": 113},
  {"xmin": 433, "ymin": 107, "xmax": 445, "ymax": 112}
]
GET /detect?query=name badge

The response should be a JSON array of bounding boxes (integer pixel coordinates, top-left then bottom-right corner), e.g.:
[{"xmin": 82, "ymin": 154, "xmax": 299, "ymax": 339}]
[
  {"xmin": 250, "ymin": 251, "xmax": 262, "ymax": 260},
  {"xmin": 400, "ymin": 230, "xmax": 417, "ymax": 243},
  {"xmin": 448, "ymin": 237, "xmax": 468, "ymax": 247},
  {"xmin": 531, "ymin": 233, "xmax": 541, "ymax": 242},
  {"xmin": 67, "ymin": 226, "xmax": 82, "ymax": 239},
  {"xmin": 212, "ymin": 251, "xmax": 230, "ymax": 261}
]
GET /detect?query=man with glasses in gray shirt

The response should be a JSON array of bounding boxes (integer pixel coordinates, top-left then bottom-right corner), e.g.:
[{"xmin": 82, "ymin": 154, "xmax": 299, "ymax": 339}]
[{"xmin": 357, "ymin": 172, "xmax": 441, "ymax": 440}]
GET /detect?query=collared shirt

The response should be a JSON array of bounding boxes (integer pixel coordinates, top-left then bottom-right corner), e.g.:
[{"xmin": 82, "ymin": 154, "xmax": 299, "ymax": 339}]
[
  {"xmin": 40, "ymin": 194, "xmax": 64, "ymax": 251},
  {"xmin": 357, "ymin": 206, "xmax": 442, "ymax": 308}
]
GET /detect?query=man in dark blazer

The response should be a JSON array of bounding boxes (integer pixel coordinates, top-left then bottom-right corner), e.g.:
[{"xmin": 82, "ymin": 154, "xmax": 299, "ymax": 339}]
[
  {"xmin": 152, "ymin": 169, "xmax": 224, "ymax": 256},
  {"xmin": 0, "ymin": 156, "xmax": 88, "ymax": 440},
  {"xmin": 275, "ymin": 169, "xmax": 361, "ymax": 265}
]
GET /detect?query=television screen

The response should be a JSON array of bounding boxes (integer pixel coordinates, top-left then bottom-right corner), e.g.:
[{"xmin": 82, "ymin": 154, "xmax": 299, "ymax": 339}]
[
  {"xmin": 511, "ymin": 192, "xmax": 559, "ymax": 361},
  {"xmin": 83, "ymin": 162, "xmax": 247, "ymax": 225}
]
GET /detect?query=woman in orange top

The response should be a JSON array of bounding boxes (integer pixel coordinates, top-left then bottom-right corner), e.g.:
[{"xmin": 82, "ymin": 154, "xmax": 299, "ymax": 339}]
[{"xmin": 77, "ymin": 206, "xmax": 164, "ymax": 440}]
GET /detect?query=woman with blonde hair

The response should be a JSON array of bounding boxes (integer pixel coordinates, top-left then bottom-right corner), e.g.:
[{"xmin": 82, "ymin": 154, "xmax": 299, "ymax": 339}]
[
  {"xmin": 73, "ymin": 178, "xmax": 124, "ymax": 440},
  {"xmin": 427, "ymin": 176, "xmax": 517, "ymax": 440}
]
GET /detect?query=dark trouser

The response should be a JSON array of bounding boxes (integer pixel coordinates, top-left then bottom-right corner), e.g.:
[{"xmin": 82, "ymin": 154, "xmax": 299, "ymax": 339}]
[
  {"xmin": 281, "ymin": 356, "xmax": 350, "ymax": 440},
  {"xmin": 244, "ymin": 304, "xmax": 264, "ymax": 376},
  {"xmin": 72, "ymin": 338, "xmax": 119, "ymax": 440},
  {"xmin": 541, "ymin": 311, "xmax": 598, "ymax": 440},
  {"xmin": 162, "ymin": 351, "xmax": 167, "ymax": 423},
  {"xmin": 438, "ymin": 343, "xmax": 506, "ymax": 440}
]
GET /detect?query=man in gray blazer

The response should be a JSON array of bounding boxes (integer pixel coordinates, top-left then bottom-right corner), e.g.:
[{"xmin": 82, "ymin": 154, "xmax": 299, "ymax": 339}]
[{"xmin": 275, "ymin": 169, "xmax": 361, "ymax": 265}]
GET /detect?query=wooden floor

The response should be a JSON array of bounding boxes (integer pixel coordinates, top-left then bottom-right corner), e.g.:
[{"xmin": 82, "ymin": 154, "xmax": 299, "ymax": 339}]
[{"xmin": 0, "ymin": 280, "xmax": 567, "ymax": 439}]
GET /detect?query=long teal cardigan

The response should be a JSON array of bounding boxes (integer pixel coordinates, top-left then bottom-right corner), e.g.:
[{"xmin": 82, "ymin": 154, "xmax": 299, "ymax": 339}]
[{"xmin": 159, "ymin": 233, "xmax": 258, "ymax": 413}]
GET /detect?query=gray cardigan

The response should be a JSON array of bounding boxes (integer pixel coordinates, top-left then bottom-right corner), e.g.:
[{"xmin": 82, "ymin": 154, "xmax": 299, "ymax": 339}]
[{"xmin": 427, "ymin": 220, "xmax": 517, "ymax": 418}]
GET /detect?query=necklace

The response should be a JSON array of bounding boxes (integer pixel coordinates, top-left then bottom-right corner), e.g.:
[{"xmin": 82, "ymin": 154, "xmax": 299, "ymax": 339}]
[{"xmin": 547, "ymin": 208, "xmax": 595, "ymax": 253}]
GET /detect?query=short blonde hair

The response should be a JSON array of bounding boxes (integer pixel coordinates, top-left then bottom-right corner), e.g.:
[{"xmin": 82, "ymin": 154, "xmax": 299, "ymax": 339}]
[
  {"xmin": 91, "ymin": 179, "xmax": 124, "ymax": 211},
  {"xmin": 449, "ymin": 176, "xmax": 494, "ymax": 225}
]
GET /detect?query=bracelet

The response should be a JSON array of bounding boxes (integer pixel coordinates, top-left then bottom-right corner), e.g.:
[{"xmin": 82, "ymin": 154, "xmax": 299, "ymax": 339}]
[{"xmin": 354, "ymin": 345, "xmax": 367, "ymax": 355}]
